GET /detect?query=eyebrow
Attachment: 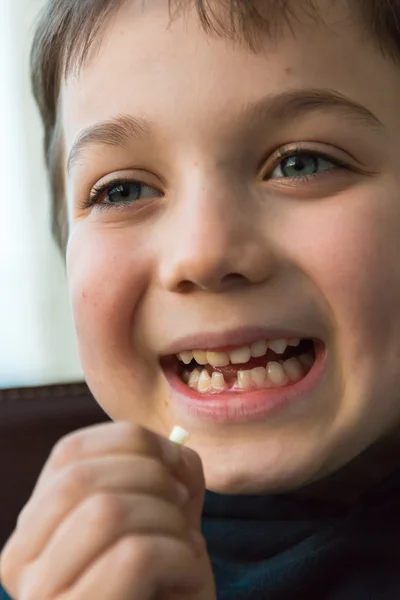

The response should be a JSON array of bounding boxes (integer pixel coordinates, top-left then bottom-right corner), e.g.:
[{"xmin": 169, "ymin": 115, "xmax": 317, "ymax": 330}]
[
  {"xmin": 242, "ymin": 88, "xmax": 383, "ymax": 132},
  {"xmin": 67, "ymin": 113, "xmax": 152, "ymax": 174},
  {"xmin": 66, "ymin": 88, "xmax": 382, "ymax": 174}
]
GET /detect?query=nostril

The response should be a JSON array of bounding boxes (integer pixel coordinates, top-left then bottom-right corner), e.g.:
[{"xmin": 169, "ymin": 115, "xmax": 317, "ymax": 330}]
[
  {"xmin": 176, "ymin": 274, "xmax": 247, "ymax": 293},
  {"xmin": 177, "ymin": 280, "xmax": 195, "ymax": 293},
  {"xmin": 220, "ymin": 272, "xmax": 249, "ymax": 290}
]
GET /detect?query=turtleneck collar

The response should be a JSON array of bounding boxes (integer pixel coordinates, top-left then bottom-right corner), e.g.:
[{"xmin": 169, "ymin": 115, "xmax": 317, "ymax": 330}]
[{"xmin": 201, "ymin": 464, "xmax": 400, "ymax": 599}]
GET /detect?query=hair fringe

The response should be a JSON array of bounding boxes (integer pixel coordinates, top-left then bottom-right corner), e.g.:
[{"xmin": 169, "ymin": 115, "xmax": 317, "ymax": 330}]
[{"xmin": 30, "ymin": 0, "xmax": 400, "ymax": 251}]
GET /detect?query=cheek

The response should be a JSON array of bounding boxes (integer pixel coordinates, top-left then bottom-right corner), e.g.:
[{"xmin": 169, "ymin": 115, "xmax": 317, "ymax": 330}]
[
  {"xmin": 288, "ymin": 187, "xmax": 400, "ymax": 361},
  {"xmin": 66, "ymin": 225, "xmax": 152, "ymax": 366}
]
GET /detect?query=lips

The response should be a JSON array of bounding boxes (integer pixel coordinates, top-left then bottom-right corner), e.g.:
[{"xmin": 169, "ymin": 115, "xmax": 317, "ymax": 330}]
[
  {"xmin": 159, "ymin": 324, "xmax": 324, "ymax": 404},
  {"xmin": 159, "ymin": 326, "xmax": 319, "ymax": 357},
  {"xmin": 160, "ymin": 338, "xmax": 327, "ymax": 423}
]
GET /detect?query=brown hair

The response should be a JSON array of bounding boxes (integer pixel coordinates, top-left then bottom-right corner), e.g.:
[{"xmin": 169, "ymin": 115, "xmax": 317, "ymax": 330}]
[{"xmin": 30, "ymin": 0, "xmax": 400, "ymax": 251}]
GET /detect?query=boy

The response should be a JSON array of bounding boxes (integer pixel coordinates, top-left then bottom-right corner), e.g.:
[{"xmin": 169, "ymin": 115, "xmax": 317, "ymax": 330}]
[{"xmin": 2, "ymin": 0, "xmax": 400, "ymax": 597}]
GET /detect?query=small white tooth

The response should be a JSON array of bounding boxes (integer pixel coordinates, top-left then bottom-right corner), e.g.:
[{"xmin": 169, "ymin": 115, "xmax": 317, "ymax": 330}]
[
  {"xmin": 178, "ymin": 351, "xmax": 193, "ymax": 364},
  {"xmin": 182, "ymin": 370, "xmax": 191, "ymax": 383},
  {"xmin": 207, "ymin": 351, "xmax": 230, "ymax": 367},
  {"xmin": 229, "ymin": 346, "xmax": 251, "ymax": 364},
  {"xmin": 283, "ymin": 357, "xmax": 303, "ymax": 383},
  {"xmin": 288, "ymin": 338, "xmax": 300, "ymax": 347},
  {"xmin": 266, "ymin": 361, "xmax": 288, "ymax": 386},
  {"xmin": 251, "ymin": 366, "xmax": 266, "ymax": 388},
  {"xmin": 269, "ymin": 339, "xmax": 288, "ymax": 355},
  {"xmin": 193, "ymin": 350, "xmax": 208, "ymax": 365},
  {"xmin": 188, "ymin": 369, "xmax": 200, "ymax": 388},
  {"xmin": 198, "ymin": 369, "xmax": 212, "ymax": 393},
  {"xmin": 299, "ymin": 353, "xmax": 314, "ymax": 370},
  {"xmin": 169, "ymin": 426, "xmax": 189, "ymax": 445},
  {"xmin": 211, "ymin": 371, "xmax": 225, "ymax": 390},
  {"xmin": 250, "ymin": 340, "xmax": 267, "ymax": 358},
  {"xmin": 237, "ymin": 370, "xmax": 252, "ymax": 390}
]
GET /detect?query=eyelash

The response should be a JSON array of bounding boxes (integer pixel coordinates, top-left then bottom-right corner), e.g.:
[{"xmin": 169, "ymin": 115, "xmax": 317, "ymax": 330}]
[
  {"xmin": 267, "ymin": 145, "xmax": 347, "ymax": 180},
  {"xmin": 82, "ymin": 147, "xmax": 348, "ymax": 211},
  {"xmin": 82, "ymin": 178, "xmax": 144, "ymax": 211}
]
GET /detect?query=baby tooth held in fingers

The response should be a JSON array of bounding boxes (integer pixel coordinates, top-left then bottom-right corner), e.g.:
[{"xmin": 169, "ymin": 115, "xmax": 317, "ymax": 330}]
[
  {"xmin": 269, "ymin": 339, "xmax": 288, "ymax": 354},
  {"xmin": 169, "ymin": 426, "xmax": 190, "ymax": 445},
  {"xmin": 211, "ymin": 371, "xmax": 225, "ymax": 390},
  {"xmin": 178, "ymin": 351, "xmax": 193, "ymax": 364},
  {"xmin": 266, "ymin": 361, "xmax": 288, "ymax": 385},
  {"xmin": 207, "ymin": 351, "xmax": 230, "ymax": 367},
  {"xmin": 230, "ymin": 346, "xmax": 251, "ymax": 364},
  {"xmin": 193, "ymin": 350, "xmax": 208, "ymax": 365},
  {"xmin": 188, "ymin": 369, "xmax": 200, "ymax": 388},
  {"xmin": 283, "ymin": 357, "xmax": 303, "ymax": 382},
  {"xmin": 198, "ymin": 369, "xmax": 212, "ymax": 392},
  {"xmin": 237, "ymin": 370, "xmax": 252, "ymax": 390},
  {"xmin": 250, "ymin": 340, "xmax": 267, "ymax": 358},
  {"xmin": 251, "ymin": 367, "xmax": 266, "ymax": 388}
]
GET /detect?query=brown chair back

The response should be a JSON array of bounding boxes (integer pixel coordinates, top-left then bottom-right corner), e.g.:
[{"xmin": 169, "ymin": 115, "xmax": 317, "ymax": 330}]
[{"xmin": 0, "ymin": 383, "xmax": 110, "ymax": 550}]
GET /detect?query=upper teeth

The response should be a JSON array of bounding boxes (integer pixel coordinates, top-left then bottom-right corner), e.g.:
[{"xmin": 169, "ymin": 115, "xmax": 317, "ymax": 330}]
[{"xmin": 177, "ymin": 338, "xmax": 300, "ymax": 367}]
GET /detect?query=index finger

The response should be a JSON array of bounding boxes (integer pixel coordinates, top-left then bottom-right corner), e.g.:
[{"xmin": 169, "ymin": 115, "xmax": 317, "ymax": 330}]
[{"xmin": 32, "ymin": 421, "xmax": 183, "ymax": 497}]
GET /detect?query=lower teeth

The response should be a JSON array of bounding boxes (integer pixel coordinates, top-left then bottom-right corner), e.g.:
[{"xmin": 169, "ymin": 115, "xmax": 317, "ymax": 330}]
[{"xmin": 183, "ymin": 353, "xmax": 314, "ymax": 394}]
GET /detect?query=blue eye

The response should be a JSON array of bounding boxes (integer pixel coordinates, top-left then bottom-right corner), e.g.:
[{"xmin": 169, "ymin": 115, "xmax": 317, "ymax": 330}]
[
  {"xmin": 87, "ymin": 179, "xmax": 162, "ymax": 210},
  {"xmin": 271, "ymin": 153, "xmax": 337, "ymax": 179},
  {"xmin": 105, "ymin": 182, "xmax": 158, "ymax": 204},
  {"xmin": 107, "ymin": 182, "xmax": 141, "ymax": 203}
]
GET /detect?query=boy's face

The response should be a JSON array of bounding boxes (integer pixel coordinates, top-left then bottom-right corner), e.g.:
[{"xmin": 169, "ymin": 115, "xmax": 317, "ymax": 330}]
[{"xmin": 62, "ymin": 0, "xmax": 400, "ymax": 494}]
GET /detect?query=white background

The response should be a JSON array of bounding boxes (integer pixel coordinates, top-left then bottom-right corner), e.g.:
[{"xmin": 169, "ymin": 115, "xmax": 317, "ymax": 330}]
[{"xmin": 0, "ymin": 0, "xmax": 83, "ymax": 387}]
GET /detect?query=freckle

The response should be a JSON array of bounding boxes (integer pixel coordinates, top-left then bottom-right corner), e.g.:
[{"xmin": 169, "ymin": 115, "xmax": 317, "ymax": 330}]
[
  {"xmin": 193, "ymin": 161, "xmax": 198, "ymax": 166},
  {"xmin": 165, "ymin": 401, "xmax": 169, "ymax": 407},
  {"xmin": 285, "ymin": 67, "xmax": 292, "ymax": 74},
  {"xmin": 81, "ymin": 291, "xmax": 87, "ymax": 299}
]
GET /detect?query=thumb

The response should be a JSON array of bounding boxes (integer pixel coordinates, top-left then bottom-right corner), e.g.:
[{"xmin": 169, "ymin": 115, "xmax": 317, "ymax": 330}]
[
  {"xmin": 174, "ymin": 445, "xmax": 206, "ymax": 532},
  {"xmin": 169, "ymin": 444, "xmax": 217, "ymax": 600}
]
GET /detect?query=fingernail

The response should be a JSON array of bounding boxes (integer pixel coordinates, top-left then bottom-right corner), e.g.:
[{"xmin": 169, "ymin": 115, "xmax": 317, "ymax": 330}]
[{"xmin": 160, "ymin": 438, "xmax": 182, "ymax": 467}]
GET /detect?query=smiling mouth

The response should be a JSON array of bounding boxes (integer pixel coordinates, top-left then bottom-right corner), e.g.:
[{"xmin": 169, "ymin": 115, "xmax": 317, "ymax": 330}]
[{"xmin": 163, "ymin": 337, "xmax": 317, "ymax": 395}]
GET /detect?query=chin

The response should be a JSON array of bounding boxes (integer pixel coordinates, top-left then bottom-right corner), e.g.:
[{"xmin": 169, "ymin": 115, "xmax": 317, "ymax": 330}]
[{"xmin": 200, "ymin": 449, "xmax": 324, "ymax": 496}]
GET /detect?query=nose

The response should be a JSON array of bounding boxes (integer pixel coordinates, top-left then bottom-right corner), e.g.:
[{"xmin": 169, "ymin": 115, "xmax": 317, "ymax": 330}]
[{"xmin": 157, "ymin": 175, "xmax": 277, "ymax": 293}]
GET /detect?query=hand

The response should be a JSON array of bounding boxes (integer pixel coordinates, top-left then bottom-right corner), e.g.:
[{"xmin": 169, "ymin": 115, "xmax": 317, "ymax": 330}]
[{"xmin": 0, "ymin": 422, "xmax": 216, "ymax": 600}]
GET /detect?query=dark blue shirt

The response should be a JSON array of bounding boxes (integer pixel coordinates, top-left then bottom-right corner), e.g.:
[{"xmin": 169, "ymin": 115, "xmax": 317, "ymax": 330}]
[
  {"xmin": 2, "ymin": 466, "xmax": 400, "ymax": 599},
  {"xmin": 0, "ymin": 584, "xmax": 11, "ymax": 600},
  {"xmin": 202, "ymin": 467, "xmax": 400, "ymax": 599}
]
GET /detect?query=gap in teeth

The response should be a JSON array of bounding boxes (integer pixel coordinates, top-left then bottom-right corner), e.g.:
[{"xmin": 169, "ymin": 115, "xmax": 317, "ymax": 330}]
[
  {"xmin": 183, "ymin": 353, "xmax": 313, "ymax": 394},
  {"xmin": 178, "ymin": 337, "xmax": 302, "ymax": 368}
]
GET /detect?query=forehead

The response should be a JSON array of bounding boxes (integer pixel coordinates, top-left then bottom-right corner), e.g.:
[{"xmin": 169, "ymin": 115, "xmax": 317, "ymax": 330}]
[{"xmin": 60, "ymin": 0, "xmax": 392, "ymax": 160}]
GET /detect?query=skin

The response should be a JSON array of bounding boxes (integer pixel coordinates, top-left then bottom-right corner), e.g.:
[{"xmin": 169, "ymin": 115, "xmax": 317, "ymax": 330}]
[
  {"xmin": 0, "ymin": 423, "xmax": 216, "ymax": 599},
  {"xmin": 61, "ymin": 0, "xmax": 400, "ymax": 495}
]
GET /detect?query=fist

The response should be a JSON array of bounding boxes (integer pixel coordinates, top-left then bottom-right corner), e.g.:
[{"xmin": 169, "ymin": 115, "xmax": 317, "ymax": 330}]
[{"xmin": 0, "ymin": 422, "xmax": 216, "ymax": 600}]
